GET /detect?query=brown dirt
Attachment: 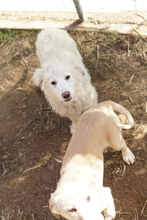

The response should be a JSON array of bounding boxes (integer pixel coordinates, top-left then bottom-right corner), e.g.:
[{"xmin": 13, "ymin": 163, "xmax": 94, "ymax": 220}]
[{"xmin": 0, "ymin": 30, "xmax": 147, "ymax": 220}]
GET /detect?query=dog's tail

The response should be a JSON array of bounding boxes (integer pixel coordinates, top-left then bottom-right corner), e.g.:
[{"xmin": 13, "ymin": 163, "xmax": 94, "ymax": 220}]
[{"xmin": 110, "ymin": 101, "xmax": 134, "ymax": 129}]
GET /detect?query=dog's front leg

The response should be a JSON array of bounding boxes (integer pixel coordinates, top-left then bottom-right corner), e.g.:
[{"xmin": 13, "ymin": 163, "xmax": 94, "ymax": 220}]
[
  {"xmin": 68, "ymin": 114, "xmax": 80, "ymax": 134},
  {"xmin": 103, "ymin": 188, "xmax": 116, "ymax": 220}
]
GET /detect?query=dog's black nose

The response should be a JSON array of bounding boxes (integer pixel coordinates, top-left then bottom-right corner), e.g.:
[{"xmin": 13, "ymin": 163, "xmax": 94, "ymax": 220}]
[{"xmin": 62, "ymin": 91, "xmax": 70, "ymax": 100}]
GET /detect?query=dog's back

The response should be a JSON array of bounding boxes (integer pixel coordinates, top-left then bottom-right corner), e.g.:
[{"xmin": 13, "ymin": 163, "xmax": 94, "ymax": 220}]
[
  {"xmin": 36, "ymin": 28, "xmax": 82, "ymax": 66},
  {"xmin": 62, "ymin": 100, "xmax": 134, "ymax": 168}
]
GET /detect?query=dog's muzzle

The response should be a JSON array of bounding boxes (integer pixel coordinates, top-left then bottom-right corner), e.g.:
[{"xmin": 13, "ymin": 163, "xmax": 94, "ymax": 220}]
[{"xmin": 62, "ymin": 91, "xmax": 72, "ymax": 102}]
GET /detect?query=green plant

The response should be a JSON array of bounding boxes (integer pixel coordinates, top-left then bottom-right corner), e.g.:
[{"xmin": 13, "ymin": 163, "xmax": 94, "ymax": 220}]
[
  {"xmin": 103, "ymin": 32, "xmax": 118, "ymax": 41},
  {"xmin": 0, "ymin": 29, "xmax": 18, "ymax": 41}
]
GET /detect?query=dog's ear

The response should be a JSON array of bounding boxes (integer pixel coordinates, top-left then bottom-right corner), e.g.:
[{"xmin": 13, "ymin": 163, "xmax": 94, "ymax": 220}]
[
  {"xmin": 74, "ymin": 66, "xmax": 85, "ymax": 76},
  {"xmin": 49, "ymin": 195, "xmax": 60, "ymax": 219},
  {"xmin": 33, "ymin": 68, "xmax": 44, "ymax": 86},
  {"xmin": 50, "ymin": 204, "xmax": 60, "ymax": 219}
]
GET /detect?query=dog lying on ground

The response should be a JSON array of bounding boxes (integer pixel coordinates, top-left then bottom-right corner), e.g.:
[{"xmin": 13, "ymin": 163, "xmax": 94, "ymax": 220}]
[
  {"xmin": 49, "ymin": 101, "xmax": 135, "ymax": 220},
  {"xmin": 33, "ymin": 28, "xmax": 98, "ymax": 133}
]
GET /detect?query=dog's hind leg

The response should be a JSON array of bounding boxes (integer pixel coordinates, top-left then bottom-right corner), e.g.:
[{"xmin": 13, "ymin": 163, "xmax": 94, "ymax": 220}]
[
  {"xmin": 108, "ymin": 126, "xmax": 135, "ymax": 165},
  {"xmin": 121, "ymin": 139, "xmax": 135, "ymax": 165}
]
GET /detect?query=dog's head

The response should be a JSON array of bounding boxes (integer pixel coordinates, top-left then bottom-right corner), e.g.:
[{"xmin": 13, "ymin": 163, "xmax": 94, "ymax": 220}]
[
  {"xmin": 33, "ymin": 64, "xmax": 86, "ymax": 103},
  {"xmin": 49, "ymin": 184, "xmax": 112, "ymax": 220}
]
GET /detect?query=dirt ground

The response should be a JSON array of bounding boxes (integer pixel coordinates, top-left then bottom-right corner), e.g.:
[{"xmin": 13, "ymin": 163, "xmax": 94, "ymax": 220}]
[{"xmin": 0, "ymin": 29, "xmax": 147, "ymax": 220}]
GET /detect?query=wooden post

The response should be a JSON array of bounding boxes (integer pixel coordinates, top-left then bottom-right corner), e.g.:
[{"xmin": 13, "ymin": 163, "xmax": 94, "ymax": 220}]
[{"xmin": 72, "ymin": 0, "xmax": 87, "ymax": 21}]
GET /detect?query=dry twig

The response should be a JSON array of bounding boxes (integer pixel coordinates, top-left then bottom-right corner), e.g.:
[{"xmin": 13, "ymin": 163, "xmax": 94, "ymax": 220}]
[
  {"xmin": 134, "ymin": 208, "xmax": 139, "ymax": 220},
  {"xmin": 87, "ymin": 16, "xmax": 100, "ymax": 26},
  {"xmin": 95, "ymin": 45, "xmax": 99, "ymax": 68},
  {"xmin": 135, "ymin": 13, "xmax": 147, "ymax": 22},
  {"xmin": 141, "ymin": 191, "xmax": 146, "ymax": 198},
  {"xmin": 12, "ymin": 119, "xmax": 35, "ymax": 148},
  {"xmin": 142, "ymin": 51, "xmax": 147, "ymax": 60},
  {"xmin": 121, "ymin": 163, "xmax": 126, "ymax": 176},
  {"xmin": 100, "ymin": 43, "xmax": 117, "ymax": 54},
  {"xmin": 129, "ymin": 74, "xmax": 134, "ymax": 84},
  {"xmin": 127, "ymin": 41, "xmax": 130, "ymax": 57},
  {"xmin": 82, "ymin": 36, "xmax": 100, "ymax": 43},
  {"xmin": 20, "ymin": 51, "xmax": 28, "ymax": 69},
  {"xmin": 32, "ymin": 213, "xmax": 35, "ymax": 220},
  {"xmin": 136, "ymin": 162, "xmax": 147, "ymax": 169},
  {"xmin": 0, "ymin": 163, "xmax": 8, "ymax": 177},
  {"xmin": 16, "ymin": 119, "xmax": 34, "ymax": 137},
  {"xmin": 23, "ymin": 164, "xmax": 42, "ymax": 174},
  {"xmin": 132, "ymin": 28, "xmax": 147, "ymax": 42},
  {"xmin": 105, "ymin": 86, "xmax": 116, "ymax": 94},
  {"xmin": 141, "ymin": 200, "xmax": 147, "ymax": 214}
]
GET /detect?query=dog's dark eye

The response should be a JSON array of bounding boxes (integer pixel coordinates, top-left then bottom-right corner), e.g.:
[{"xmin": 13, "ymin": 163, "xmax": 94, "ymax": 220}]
[
  {"xmin": 69, "ymin": 208, "xmax": 77, "ymax": 212},
  {"xmin": 65, "ymin": 75, "xmax": 70, "ymax": 80},
  {"xmin": 51, "ymin": 81, "xmax": 56, "ymax": 85},
  {"xmin": 87, "ymin": 196, "xmax": 90, "ymax": 202}
]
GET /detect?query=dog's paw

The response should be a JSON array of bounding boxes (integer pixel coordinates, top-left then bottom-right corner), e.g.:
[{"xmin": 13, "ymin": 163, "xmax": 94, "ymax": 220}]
[
  {"xmin": 70, "ymin": 123, "xmax": 75, "ymax": 134},
  {"xmin": 105, "ymin": 213, "xmax": 116, "ymax": 220},
  {"xmin": 105, "ymin": 217, "xmax": 115, "ymax": 220},
  {"xmin": 122, "ymin": 150, "xmax": 135, "ymax": 165}
]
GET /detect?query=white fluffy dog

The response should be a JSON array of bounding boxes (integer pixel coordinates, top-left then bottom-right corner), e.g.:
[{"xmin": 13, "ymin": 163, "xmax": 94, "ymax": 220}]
[
  {"xmin": 33, "ymin": 28, "xmax": 98, "ymax": 133},
  {"xmin": 49, "ymin": 101, "xmax": 135, "ymax": 220}
]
